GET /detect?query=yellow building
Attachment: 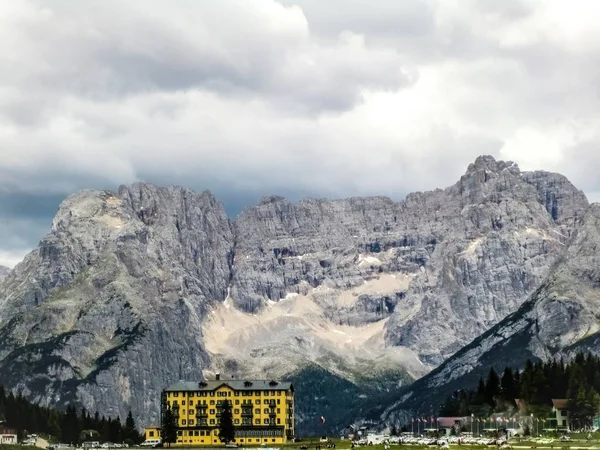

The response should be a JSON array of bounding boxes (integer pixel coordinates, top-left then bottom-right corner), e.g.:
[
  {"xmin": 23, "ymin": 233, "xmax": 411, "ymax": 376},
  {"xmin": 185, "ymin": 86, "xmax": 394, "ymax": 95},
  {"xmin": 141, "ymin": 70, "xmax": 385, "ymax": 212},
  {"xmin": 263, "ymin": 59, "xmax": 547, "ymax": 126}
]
[{"xmin": 151, "ymin": 375, "xmax": 295, "ymax": 446}]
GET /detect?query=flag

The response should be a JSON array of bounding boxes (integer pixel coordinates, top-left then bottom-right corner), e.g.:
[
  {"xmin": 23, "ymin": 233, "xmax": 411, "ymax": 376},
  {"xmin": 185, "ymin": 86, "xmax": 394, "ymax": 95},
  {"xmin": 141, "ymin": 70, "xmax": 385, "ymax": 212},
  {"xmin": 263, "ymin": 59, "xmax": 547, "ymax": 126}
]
[
  {"xmin": 411, "ymin": 418, "xmax": 414, "ymax": 423},
  {"xmin": 417, "ymin": 418, "xmax": 421, "ymax": 422},
  {"xmin": 513, "ymin": 418, "xmax": 516, "ymax": 423},
  {"xmin": 320, "ymin": 416, "xmax": 326, "ymax": 424}
]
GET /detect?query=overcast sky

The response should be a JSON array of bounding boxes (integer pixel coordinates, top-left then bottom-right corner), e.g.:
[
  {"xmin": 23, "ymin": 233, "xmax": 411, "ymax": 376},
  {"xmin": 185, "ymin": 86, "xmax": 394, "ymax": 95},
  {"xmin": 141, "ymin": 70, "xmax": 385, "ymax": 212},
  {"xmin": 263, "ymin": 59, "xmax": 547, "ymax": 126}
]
[{"xmin": 1, "ymin": 0, "xmax": 600, "ymax": 268}]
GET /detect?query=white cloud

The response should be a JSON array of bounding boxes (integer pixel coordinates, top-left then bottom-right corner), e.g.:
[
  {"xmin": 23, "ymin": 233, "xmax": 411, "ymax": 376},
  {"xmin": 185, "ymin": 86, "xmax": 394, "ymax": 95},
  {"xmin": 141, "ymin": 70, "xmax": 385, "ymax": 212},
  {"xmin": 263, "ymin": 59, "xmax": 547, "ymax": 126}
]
[
  {"xmin": 1, "ymin": 0, "xmax": 600, "ymax": 261},
  {"xmin": 0, "ymin": 250, "xmax": 28, "ymax": 269}
]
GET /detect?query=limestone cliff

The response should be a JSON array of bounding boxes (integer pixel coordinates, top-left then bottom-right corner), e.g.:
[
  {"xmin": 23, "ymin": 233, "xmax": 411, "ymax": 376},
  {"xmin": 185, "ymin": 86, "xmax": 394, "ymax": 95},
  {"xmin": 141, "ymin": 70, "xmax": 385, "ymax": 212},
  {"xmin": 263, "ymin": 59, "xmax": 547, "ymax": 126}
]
[
  {"xmin": 0, "ymin": 156, "xmax": 590, "ymax": 431},
  {"xmin": 378, "ymin": 203, "xmax": 600, "ymax": 425}
]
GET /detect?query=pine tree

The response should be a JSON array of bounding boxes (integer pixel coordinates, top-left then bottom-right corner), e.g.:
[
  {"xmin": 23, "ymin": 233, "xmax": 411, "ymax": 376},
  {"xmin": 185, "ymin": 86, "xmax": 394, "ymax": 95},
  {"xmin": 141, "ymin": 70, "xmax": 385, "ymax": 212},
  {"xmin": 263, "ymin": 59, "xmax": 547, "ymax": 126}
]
[
  {"xmin": 124, "ymin": 411, "xmax": 137, "ymax": 444},
  {"xmin": 485, "ymin": 368, "xmax": 500, "ymax": 408},
  {"xmin": 218, "ymin": 400, "xmax": 235, "ymax": 444},
  {"xmin": 500, "ymin": 367, "xmax": 516, "ymax": 403},
  {"xmin": 108, "ymin": 416, "xmax": 122, "ymax": 443},
  {"xmin": 162, "ymin": 405, "xmax": 177, "ymax": 448}
]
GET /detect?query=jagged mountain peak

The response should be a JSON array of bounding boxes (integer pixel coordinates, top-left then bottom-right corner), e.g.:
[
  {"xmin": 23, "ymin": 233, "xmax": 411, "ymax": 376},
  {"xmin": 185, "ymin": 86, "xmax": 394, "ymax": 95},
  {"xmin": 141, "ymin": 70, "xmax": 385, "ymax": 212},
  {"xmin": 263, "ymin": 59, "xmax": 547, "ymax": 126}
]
[
  {"xmin": 380, "ymin": 203, "xmax": 600, "ymax": 425},
  {"xmin": 465, "ymin": 154, "xmax": 520, "ymax": 175},
  {"xmin": 0, "ymin": 156, "xmax": 593, "ymax": 433}
]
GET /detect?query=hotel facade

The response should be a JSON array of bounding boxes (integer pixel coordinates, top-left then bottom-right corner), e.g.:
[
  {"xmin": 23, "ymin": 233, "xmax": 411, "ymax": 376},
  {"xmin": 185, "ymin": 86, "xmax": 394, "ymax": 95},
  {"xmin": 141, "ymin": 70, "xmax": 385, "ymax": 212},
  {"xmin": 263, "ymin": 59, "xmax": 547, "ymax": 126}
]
[{"xmin": 145, "ymin": 375, "xmax": 295, "ymax": 446}]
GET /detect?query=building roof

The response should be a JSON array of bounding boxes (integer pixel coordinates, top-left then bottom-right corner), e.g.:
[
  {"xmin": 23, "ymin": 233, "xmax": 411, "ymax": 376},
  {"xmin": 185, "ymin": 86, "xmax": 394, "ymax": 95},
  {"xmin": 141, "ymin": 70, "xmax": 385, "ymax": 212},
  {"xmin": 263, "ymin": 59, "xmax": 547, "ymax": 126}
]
[
  {"xmin": 552, "ymin": 399, "xmax": 568, "ymax": 409},
  {"xmin": 437, "ymin": 417, "xmax": 465, "ymax": 428},
  {"xmin": 165, "ymin": 379, "xmax": 293, "ymax": 392}
]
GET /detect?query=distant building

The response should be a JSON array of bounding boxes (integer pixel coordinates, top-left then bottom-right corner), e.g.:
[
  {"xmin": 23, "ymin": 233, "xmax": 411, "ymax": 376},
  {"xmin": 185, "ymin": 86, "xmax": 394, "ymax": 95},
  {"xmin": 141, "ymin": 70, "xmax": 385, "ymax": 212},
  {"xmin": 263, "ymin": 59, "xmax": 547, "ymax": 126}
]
[
  {"xmin": 551, "ymin": 399, "xmax": 570, "ymax": 431},
  {"xmin": 0, "ymin": 427, "xmax": 17, "ymax": 445},
  {"xmin": 146, "ymin": 374, "xmax": 295, "ymax": 446},
  {"xmin": 436, "ymin": 417, "xmax": 465, "ymax": 436}
]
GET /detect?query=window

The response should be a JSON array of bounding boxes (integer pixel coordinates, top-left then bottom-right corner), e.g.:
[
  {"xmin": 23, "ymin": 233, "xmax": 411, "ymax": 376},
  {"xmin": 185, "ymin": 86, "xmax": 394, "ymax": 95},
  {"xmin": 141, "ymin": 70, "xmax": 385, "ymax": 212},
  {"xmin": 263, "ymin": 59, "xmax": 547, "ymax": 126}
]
[
  {"xmin": 255, "ymin": 391, "xmax": 260, "ymax": 396},
  {"xmin": 277, "ymin": 399, "xmax": 280, "ymax": 405},
  {"xmin": 174, "ymin": 392, "xmax": 179, "ymax": 397},
  {"xmin": 235, "ymin": 419, "xmax": 240, "ymax": 424},
  {"xmin": 210, "ymin": 419, "xmax": 215, "ymax": 425},
  {"xmin": 264, "ymin": 408, "xmax": 269, "ymax": 414},
  {"xmin": 189, "ymin": 420, "xmax": 194, "ymax": 426},
  {"xmin": 189, "ymin": 409, "xmax": 194, "ymax": 414},
  {"xmin": 277, "ymin": 408, "xmax": 280, "ymax": 413},
  {"xmin": 255, "ymin": 400, "xmax": 260, "ymax": 405},
  {"xmin": 182, "ymin": 420, "xmax": 186, "ymax": 425},
  {"xmin": 264, "ymin": 419, "xmax": 269, "ymax": 424},
  {"xmin": 194, "ymin": 431, "xmax": 199, "ymax": 436},
  {"xmin": 277, "ymin": 419, "xmax": 281, "ymax": 424},
  {"xmin": 264, "ymin": 400, "xmax": 268, "ymax": 404},
  {"xmin": 561, "ymin": 410, "xmax": 567, "ymax": 416},
  {"xmin": 210, "ymin": 392, "xmax": 215, "ymax": 397},
  {"xmin": 210, "ymin": 400, "xmax": 215, "ymax": 405},
  {"xmin": 190, "ymin": 400, "xmax": 194, "ymax": 406},
  {"xmin": 182, "ymin": 401, "xmax": 186, "ymax": 406},
  {"xmin": 210, "ymin": 409, "xmax": 215, "ymax": 414},
  {"xmin": 235, "ymin": 400, "xmax": 240, "ymax": 405},
  {"xmin": 255, "ymin": 409, "xmax": 260, "ymax": 414},
  {"xmin": 149, "ymin": 431, "xmax": 154, "ymax": 437},
  {"xmin": 255, "ymin": 419, "xmax": 260, "ymax": 425},
  {"xmin": 235, "ymin": 409, "xmax": 240, "ymax": 414}
]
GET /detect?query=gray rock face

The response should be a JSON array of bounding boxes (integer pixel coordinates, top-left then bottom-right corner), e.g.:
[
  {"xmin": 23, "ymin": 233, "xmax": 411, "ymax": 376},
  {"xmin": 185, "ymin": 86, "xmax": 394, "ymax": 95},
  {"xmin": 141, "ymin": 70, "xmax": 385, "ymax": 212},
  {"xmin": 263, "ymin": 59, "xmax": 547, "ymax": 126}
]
[
  {"xmin": 380, "ymin": 203, "xmax": 600, "ymax": 425},
  {"xmin": 234, "ymin": 155, "xmax": 588, "ymax": 364},
  {"xmin": 0, "ymin": 185, "xmax": 233, "ymax": 422},
  {"xmin": 0, "ymin": 266, "xmax": 9, "ymax": 281},
  {"xmin": 0, "ymin": 156, "xmax": 591, "ymax": 430}
]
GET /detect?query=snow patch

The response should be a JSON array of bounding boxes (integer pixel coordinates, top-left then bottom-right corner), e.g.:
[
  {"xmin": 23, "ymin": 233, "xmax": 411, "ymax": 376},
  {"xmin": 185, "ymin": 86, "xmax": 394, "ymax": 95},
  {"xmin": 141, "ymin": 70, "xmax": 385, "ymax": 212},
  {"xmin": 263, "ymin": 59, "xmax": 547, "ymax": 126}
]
[
  {"xmin": 357, "ymin": 254, "xmax": 382, "ymax": 267},
  {"xmin": 463, "ymin": 237, "xmax": 483, "ymax": 256}
]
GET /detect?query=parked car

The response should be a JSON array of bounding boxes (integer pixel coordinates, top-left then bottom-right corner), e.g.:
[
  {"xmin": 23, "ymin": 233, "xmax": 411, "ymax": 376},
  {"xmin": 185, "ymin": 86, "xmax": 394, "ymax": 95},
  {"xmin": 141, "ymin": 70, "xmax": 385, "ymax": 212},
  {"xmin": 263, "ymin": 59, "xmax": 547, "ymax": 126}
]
[{"xmin": 140, "ymin": 439, "xmax": 162, "ymax": 448}]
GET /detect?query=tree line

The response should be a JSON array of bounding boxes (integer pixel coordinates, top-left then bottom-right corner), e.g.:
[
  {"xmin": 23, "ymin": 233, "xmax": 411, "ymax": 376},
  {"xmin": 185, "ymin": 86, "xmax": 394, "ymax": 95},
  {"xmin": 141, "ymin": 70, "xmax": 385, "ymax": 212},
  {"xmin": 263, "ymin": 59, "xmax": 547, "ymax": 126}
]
[
  {"xmin": 440, "ymin": 352, "xmax": 600, "ymax": 428},
  {"xmin": 0, "ymin": 386, "xmax": 143, "ymax": 444}
]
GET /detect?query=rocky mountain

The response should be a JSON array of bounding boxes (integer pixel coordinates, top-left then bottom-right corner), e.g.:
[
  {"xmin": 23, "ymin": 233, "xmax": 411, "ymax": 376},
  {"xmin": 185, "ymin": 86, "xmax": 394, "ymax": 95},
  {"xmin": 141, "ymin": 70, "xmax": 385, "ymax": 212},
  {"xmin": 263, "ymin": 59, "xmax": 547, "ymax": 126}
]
[
  {"xmin": 0, "ymin": 266, "xmax": 9, "ymax": 281},
  {"xmin": 377, "ymin": 203, "xmax": 600, "ymax": 425},
  {"xmin": 0, "ymin": 156, "xmax": 590, "ymax": 432}
]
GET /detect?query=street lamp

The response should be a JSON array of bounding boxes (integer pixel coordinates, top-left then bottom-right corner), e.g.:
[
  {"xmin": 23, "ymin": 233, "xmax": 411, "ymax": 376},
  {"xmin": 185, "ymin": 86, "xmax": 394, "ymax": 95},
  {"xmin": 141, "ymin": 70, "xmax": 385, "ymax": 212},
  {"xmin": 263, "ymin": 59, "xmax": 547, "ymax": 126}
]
[{"xmin": 471, "ymin": 414, "xmax": 474, "ymax": 436}]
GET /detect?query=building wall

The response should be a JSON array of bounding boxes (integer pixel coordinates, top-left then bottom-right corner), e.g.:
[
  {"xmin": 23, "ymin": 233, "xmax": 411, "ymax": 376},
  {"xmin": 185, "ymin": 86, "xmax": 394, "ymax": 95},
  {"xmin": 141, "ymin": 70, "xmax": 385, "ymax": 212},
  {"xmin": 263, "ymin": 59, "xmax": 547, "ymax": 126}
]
[
  {"xmin": 0, "ymin": 434, "xmax": 17, "ymax": 444},
  {"xmin": 554, "ymin": 409, "xmax": 569, "ymax": 429},
  {"xmin": 145, "ymin": 428, "xmax": 162, "ymax": 440},
  {"xmin": 164, "ymin": 384, "xmax": 294, "ymax": 446}
]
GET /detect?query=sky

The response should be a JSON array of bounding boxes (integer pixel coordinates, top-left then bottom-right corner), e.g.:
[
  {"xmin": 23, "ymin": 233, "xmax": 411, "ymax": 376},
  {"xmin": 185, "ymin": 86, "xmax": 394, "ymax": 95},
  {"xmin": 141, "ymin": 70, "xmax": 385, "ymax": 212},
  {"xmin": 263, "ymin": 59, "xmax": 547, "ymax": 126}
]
[{"xmin": 1, "ymin": 0, "xmax": 600, "ymax": 268}]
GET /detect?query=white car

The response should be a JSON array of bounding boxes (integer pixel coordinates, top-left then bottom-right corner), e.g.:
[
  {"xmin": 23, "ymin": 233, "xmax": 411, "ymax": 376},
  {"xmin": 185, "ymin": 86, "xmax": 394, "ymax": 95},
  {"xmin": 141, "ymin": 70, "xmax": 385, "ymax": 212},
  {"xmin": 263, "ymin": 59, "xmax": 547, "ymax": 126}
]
[{"xmin": 140, "ymin": 440, "xmax": 162, "ymax": 448}]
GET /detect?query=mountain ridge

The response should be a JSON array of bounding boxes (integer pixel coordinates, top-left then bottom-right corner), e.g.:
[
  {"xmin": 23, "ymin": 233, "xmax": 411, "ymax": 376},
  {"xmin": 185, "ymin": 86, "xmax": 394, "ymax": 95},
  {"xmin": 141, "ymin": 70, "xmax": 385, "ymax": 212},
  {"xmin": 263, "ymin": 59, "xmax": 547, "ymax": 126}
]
[
  {"xmin": 0, "ymin": 155, "xmax": 591, "ymax": 432},
  {"xmin": 377, "ymin": 202, "xmax": 600, "ymax": 425}
]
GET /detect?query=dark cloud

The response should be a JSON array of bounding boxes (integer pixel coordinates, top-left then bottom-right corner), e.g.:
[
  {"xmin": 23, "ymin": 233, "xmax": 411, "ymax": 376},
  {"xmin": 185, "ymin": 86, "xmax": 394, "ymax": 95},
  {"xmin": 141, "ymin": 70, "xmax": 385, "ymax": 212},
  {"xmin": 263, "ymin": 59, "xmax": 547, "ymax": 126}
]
[{"xmin": 1, "ymin": 0, "xmax": 600, "ymax": 267}]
